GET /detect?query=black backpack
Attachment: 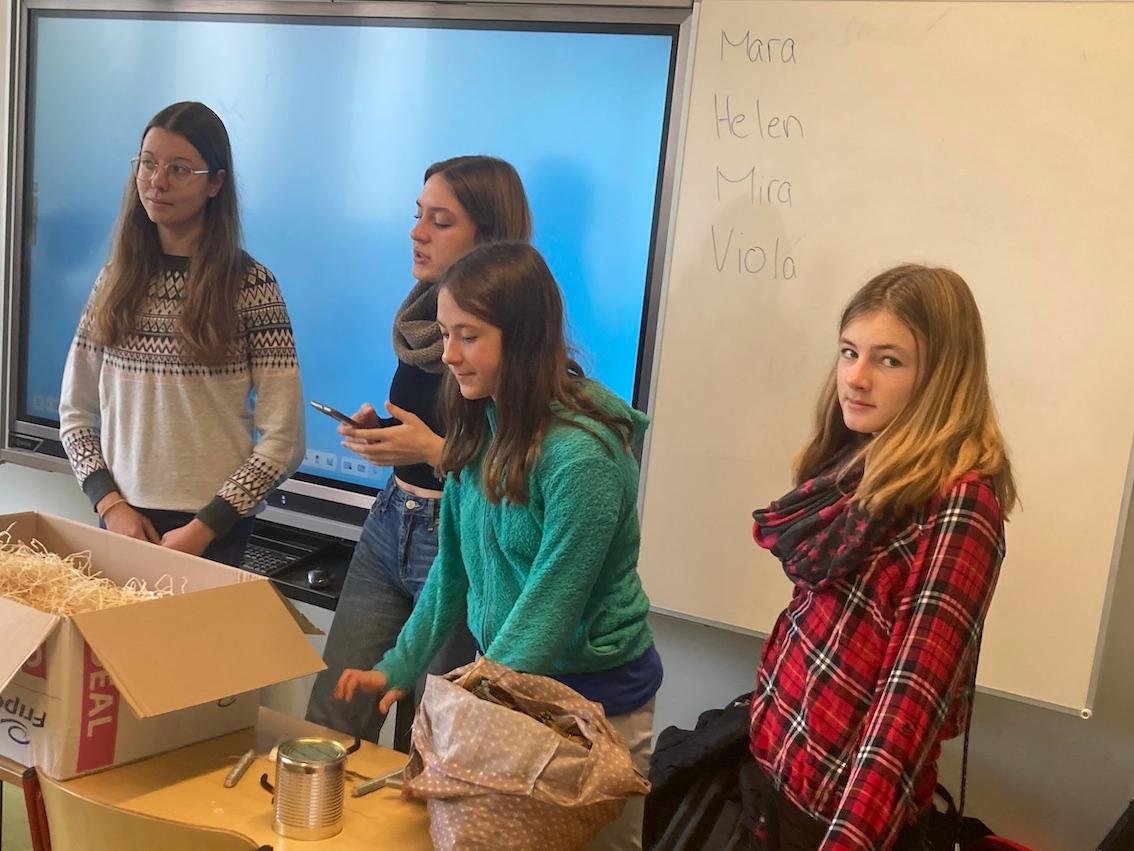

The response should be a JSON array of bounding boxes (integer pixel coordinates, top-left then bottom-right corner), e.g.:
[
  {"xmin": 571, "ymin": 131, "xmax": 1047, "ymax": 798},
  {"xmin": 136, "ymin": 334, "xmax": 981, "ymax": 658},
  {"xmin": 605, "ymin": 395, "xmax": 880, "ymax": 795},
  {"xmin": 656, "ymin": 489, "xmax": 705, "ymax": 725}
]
[{"xmin": 644, "ymin": 693, "xmax": 761, "ymax": 851}]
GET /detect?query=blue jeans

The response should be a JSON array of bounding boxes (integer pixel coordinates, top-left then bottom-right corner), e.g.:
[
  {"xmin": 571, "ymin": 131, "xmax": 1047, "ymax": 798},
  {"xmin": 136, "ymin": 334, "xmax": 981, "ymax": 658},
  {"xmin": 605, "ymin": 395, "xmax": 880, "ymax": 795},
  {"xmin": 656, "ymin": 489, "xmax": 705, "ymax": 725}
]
[{"xmin": 306, "ymin": 475, "xmax": 476, "ymax": 751}]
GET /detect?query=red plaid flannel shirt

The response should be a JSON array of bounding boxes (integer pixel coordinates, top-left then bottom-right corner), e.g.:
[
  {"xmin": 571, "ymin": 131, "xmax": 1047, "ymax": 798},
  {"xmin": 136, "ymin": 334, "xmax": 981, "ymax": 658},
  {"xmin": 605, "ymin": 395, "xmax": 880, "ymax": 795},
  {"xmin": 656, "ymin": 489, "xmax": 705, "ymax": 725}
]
[{"xmin": 750, "ymin": 473, "xmax": 1005, "ymax": 850}]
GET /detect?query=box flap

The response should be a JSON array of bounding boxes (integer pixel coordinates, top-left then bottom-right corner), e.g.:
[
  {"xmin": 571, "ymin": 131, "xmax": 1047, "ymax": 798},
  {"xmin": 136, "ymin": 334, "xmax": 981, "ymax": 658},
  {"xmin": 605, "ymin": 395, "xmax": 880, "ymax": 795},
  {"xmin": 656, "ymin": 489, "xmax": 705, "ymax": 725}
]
[
  {"xmin": 274, "ymin": 587, "xmax": 324, "ymax": 636},
  {"xmin": 0, "ymin": 597, "xmax": 60, "ymax": 691},
  {"xmin": 70, "ymin": 581, "xmax": 326, "ymax": 717}
]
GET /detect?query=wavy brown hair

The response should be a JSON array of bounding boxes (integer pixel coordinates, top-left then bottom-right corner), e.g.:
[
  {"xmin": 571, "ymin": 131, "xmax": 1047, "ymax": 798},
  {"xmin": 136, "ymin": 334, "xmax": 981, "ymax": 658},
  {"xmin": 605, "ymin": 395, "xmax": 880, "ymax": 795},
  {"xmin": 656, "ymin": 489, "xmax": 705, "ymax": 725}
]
[
  {"xmin": 92, "ymin": 101, "xmax": 246, "ymax": 365},
  {"xmin": 438, "ymin": 242, "xmax": 633, "ymax": 504},
  {"xmin": 795, "ymin": 264, "xmax": 1016, "ymax": 516},
  {"xmin": 424, "ymin": 156, "xmax": 532, "ymax": 244}
]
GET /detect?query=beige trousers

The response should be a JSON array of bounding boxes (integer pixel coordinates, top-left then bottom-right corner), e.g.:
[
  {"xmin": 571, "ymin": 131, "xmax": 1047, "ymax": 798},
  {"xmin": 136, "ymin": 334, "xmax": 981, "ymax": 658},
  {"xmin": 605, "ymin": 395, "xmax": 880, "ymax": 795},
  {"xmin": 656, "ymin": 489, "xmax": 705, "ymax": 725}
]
[{"xmin": 583, "ymin": 699, "xmax": 656, "ymax": 851}]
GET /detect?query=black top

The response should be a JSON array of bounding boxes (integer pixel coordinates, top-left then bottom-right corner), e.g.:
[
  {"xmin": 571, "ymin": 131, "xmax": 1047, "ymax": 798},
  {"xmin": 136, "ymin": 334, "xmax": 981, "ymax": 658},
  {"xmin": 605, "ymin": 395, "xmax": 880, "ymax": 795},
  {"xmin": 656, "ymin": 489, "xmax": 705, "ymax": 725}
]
[{"xmin": 389, "ymin": 360, "xmax": 445, "ymax": 491}]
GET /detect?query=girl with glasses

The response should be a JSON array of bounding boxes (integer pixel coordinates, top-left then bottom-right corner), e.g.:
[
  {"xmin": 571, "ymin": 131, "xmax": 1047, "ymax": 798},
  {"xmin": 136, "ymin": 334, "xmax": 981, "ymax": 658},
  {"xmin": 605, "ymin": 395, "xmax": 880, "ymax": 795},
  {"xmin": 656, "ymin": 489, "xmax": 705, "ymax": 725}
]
[
  {"xmin": 748, "ymin": 265, "xmax": 1015, "ymax": 850},
  {"xmin": 58, "ymin": 101, "xmax": 304, "ymax": 566},
  {"xmin": 336, "ymin": 242, "xmax": 662, "ymax": 851},
  {"xmin": 305, "ymin": 157, "xmax": 530, "ymax": 752}
]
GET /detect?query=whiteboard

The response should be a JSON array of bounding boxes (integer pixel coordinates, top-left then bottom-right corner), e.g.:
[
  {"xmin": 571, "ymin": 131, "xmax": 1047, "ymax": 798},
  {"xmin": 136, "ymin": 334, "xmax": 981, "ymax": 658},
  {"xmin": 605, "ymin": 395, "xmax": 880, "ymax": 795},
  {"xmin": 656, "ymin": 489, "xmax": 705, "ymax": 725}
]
[{"xmin": 640, "ymin": 0, "xmax": 1134, "ymax": 715}]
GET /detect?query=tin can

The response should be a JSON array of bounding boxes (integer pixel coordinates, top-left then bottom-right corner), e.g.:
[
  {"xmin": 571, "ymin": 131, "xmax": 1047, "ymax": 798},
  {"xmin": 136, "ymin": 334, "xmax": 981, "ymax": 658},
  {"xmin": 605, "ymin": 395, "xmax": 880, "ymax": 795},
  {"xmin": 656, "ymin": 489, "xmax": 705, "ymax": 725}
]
[{"xmin": 272, "ymin": 737, "xmax": 347, "ymax": 840}]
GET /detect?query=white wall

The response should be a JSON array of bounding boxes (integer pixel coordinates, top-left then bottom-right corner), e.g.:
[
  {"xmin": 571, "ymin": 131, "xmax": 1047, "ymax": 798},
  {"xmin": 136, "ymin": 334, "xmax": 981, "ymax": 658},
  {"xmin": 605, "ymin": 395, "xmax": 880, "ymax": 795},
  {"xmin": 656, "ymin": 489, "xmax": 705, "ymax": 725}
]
[{"xmin": 3, "ymin": 4, "xmax": 1133, "ymax": 849}]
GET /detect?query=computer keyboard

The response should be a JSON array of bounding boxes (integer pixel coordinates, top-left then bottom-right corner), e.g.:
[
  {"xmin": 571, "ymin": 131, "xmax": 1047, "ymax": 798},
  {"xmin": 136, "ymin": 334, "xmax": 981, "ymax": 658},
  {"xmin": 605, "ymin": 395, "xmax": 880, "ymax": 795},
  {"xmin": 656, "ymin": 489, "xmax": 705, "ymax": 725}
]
[{"xmin": 241, "ymin": 542, "xmax": 305, "ymax": 576}]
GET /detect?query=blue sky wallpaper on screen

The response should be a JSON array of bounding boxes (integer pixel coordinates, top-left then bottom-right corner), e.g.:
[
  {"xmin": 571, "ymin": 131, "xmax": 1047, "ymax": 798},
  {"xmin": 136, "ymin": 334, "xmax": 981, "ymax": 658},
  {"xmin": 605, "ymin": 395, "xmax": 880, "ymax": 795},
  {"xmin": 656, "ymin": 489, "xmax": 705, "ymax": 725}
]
[{"xmin": 22, "ymin": 14, "xmax": 674, "ymax": 489}]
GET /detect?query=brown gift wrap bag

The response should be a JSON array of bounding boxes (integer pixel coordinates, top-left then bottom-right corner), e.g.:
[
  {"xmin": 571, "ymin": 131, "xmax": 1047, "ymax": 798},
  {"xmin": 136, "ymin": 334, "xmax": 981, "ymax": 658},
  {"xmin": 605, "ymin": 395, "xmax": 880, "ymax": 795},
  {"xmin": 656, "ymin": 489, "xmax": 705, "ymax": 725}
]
[{"xmin": 403, "ymin": 658, "xmax": 651, "ymax": 850}]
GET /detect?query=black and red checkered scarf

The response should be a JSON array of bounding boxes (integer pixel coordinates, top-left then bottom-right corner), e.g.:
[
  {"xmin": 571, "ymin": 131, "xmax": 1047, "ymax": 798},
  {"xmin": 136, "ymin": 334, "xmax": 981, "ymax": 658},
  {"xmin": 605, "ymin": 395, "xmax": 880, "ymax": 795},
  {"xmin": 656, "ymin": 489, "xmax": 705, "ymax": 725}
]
[{"xmin": 752, "ymin": 449, "xmax": 891, "ymax": 591}]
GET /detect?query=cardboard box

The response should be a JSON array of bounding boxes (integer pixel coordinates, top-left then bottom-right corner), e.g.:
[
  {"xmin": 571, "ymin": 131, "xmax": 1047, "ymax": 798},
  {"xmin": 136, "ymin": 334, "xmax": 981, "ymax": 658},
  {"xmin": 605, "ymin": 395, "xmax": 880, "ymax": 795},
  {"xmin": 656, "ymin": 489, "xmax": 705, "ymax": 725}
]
[{"xmin": 0, "ymin": 511, "xmax": 326, "ymax": 778}]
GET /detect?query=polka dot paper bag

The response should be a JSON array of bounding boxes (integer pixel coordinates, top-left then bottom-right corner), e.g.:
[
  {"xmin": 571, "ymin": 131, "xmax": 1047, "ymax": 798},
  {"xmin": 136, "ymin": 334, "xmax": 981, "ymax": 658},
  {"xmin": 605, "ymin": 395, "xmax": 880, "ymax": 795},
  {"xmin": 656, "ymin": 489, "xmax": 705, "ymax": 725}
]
[{"xmin": 403, "ymin": 658, "xmax": 650, "ymax": 850}]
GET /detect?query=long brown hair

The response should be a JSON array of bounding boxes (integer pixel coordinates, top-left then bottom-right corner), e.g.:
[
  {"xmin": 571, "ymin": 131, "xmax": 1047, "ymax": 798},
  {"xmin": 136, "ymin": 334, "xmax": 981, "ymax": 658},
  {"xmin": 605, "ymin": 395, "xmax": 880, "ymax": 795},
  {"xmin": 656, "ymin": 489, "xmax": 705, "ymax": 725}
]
[
  {"xmin": 439, "ymin": 242, "xmax": 633, "ymax": 504},
  {"xmin": 424, "ymin": 156, "xmax": 532, "ymax": 244},
  {"xmin": 92, "ymin": 101, "xmax": 246, "ymax": 365},
  {"xmin": 795, "ymin": 264, "xmax": 1016, "ymax": 515}
]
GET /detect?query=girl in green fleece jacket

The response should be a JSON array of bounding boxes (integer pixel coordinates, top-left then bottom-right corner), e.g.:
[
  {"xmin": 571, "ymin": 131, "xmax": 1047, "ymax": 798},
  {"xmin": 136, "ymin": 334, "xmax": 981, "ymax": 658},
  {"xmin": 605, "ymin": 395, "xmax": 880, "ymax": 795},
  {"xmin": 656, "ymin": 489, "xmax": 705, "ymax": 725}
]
[{"xmin": 336, "ymin": 241, "xmax": 662, "ymax": 850}]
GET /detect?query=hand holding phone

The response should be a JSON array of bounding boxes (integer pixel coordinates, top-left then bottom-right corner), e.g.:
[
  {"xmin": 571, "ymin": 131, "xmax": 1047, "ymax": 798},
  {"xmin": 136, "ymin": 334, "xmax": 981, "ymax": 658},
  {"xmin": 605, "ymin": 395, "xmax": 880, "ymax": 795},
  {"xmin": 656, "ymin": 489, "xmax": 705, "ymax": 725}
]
[{"xmin": 310, "ymin": 400, "xmax": 362, "ymax": 428}]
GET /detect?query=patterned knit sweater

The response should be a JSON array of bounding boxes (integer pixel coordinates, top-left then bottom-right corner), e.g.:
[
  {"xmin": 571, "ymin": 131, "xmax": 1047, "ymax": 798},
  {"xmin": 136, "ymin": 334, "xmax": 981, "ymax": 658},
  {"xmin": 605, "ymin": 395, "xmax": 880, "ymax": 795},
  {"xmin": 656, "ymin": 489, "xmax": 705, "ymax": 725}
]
[{"xmin": 59, "ymin": 256, "xmax": 305, "ymax": 537}]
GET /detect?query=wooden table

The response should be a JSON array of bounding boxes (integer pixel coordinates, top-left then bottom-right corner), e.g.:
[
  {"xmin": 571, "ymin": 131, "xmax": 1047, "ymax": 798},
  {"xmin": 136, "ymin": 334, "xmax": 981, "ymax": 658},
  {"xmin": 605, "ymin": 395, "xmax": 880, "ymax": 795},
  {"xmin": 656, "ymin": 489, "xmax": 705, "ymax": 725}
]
[{"xmin": 57, "ymin": 707, "xmax": 432, "ymax": 849}]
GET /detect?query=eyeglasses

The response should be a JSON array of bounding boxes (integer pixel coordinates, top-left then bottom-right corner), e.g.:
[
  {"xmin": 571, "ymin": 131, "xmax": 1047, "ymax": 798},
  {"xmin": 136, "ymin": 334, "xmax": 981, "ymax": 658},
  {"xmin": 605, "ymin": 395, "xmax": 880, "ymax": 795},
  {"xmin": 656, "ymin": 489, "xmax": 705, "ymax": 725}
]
[{"xmin": 130, "ymin": 156, "xmax": 211, "ymax": 186}]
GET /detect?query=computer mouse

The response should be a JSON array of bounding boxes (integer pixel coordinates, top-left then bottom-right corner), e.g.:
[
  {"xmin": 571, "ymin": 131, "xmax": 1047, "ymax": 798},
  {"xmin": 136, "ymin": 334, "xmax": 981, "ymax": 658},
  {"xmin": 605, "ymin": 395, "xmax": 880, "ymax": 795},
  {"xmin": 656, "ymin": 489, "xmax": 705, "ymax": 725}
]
[{"xmin": 306, "ymin": 567, "xmax": 332, "ymax": 589}]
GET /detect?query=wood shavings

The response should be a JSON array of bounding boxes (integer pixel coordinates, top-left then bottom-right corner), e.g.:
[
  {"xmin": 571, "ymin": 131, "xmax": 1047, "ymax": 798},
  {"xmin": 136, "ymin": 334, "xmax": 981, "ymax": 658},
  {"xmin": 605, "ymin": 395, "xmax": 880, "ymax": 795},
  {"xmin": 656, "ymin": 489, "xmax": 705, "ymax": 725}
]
[
  {"xmin": 471, "ymin": 678, "xmax": 592, "ymax": 749},
  {"xmin": 0, "ymin": 525, "xmax": 174, "ymax": 615}
]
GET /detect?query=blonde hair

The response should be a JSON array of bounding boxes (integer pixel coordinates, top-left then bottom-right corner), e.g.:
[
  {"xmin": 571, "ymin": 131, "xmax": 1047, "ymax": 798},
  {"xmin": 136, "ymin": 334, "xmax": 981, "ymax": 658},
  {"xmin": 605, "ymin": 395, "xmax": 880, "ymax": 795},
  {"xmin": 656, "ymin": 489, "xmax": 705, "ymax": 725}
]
[{"xmin": 794, "ymin": 264, "xmax": 1016, "ymax": 516}]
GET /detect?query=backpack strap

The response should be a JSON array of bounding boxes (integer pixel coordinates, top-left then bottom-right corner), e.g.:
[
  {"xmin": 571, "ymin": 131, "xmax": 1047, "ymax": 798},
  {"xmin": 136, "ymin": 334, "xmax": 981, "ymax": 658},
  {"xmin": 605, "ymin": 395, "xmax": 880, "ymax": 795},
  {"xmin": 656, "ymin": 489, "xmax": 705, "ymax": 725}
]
[{"xmin": 953, "ymin": 628, "xmax": 984, "ymax": 850}]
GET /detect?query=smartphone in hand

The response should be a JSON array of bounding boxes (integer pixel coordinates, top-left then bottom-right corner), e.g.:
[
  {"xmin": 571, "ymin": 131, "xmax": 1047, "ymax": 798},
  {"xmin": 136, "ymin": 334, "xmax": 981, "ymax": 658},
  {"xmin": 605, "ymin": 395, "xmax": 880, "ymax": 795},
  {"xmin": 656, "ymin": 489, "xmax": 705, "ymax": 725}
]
[{"xmin": 309, "ymin": 400, "xmax": 362, "ymax": 428}]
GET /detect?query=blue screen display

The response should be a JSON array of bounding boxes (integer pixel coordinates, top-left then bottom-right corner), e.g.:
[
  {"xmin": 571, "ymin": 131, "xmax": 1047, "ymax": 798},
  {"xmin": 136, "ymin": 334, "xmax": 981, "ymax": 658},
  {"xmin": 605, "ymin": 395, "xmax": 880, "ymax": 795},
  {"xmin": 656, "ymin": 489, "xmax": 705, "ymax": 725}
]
[{"xmin": 20, "ymin": 13, "xmax": 674, "ymax": 490}]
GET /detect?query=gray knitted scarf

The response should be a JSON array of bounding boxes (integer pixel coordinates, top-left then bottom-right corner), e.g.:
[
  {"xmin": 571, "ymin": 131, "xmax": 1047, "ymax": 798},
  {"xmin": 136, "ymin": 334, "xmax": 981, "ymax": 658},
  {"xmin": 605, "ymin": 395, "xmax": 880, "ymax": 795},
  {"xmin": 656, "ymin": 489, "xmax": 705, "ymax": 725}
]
[{"xmin": 392, "ymin": 280, "xmax": 445, "ymax": 374}]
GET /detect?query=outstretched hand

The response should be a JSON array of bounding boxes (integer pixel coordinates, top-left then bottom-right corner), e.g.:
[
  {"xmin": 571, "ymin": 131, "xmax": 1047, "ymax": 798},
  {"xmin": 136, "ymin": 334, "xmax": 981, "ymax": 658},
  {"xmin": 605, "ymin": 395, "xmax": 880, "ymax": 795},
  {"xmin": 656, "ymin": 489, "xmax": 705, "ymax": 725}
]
[{"xmin": 334, "ymin": 667, "xmax": 406, "ymax": 715}]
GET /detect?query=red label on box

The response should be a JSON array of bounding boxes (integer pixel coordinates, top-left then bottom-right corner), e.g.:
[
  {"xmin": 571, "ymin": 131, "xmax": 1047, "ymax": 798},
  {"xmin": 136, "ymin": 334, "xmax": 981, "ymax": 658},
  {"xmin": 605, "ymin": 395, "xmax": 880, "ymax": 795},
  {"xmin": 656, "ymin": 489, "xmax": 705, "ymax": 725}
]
[
  {"xmin": 21, "ymin": 643, "xmax": 47, "ymax": 680},
  {"xmin": 76, "ymin": 642, "xmax": 120, "ymax": 772}
]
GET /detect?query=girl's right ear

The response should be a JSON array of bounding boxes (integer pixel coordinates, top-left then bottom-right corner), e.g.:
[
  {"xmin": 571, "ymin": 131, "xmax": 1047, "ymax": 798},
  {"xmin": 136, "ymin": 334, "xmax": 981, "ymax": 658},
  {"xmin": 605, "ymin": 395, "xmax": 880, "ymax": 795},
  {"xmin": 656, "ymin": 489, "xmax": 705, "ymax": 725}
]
[{"xmin": 207, "ymin": 169, "xmax": 227, "ymax": 199}]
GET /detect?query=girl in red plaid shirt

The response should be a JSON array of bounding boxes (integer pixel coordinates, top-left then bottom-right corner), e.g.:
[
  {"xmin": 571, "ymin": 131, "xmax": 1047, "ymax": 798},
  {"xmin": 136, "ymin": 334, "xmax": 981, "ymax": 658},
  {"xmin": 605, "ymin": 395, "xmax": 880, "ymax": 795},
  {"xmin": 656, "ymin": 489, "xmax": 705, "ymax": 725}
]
[{"xmin": 749, "ymin": 264, "xmax": 1016, "ymax": 851}]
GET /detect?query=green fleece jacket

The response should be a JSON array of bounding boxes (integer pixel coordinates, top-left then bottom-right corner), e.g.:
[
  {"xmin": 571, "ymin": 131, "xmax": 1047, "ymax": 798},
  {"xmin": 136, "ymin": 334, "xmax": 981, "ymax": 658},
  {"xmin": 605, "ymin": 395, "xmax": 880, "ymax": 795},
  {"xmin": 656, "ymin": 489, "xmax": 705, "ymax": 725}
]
[{"xmin": 376, "ymin": 384, "xmax": 654, "ymax": 692}]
